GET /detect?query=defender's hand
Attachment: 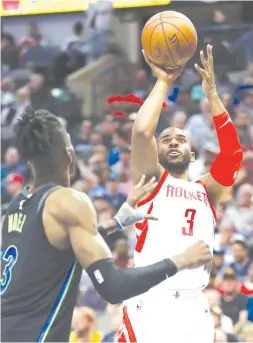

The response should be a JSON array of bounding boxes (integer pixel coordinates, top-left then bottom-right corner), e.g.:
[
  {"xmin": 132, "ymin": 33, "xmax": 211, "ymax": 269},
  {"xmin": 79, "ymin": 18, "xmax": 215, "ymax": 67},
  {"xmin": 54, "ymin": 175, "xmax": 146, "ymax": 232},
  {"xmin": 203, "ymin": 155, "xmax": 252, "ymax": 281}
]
[
  {"xmin": 172, "ymin": 241, "xmax": 212, "ymax": 271},
  {"xmin": 127, "ymin": 175, "xmax": 157, "ymax": 209},
  {"xmin": 142, "ymin": 50, "xmax": 184, "ymax": 84},
  {"xmin": 194, "ymin": 44, "xmax": 217, "ymax": 98},
  {"xmin": 114, "ymin": 175, "xmax": 158, "ymax": 228}
]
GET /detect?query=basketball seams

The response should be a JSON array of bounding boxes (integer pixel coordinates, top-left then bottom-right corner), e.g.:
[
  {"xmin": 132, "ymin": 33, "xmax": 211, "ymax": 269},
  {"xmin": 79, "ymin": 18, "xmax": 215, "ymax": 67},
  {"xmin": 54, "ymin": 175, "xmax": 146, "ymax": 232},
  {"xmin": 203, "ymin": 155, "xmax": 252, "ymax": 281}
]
[
  {"xmin": 147, "ymin": 21, "xmax": 166, "ymax": 63},
  {"xmin": 162, "ymin": 22, "xmax": 189, "ymax": 44},
  {"xmin": 144, "ymin": 16, "xmax": 193, "ymax": 30},
  {"xmin": 159, "ymin": 14, "xmax": 178, "ymax": 68}
]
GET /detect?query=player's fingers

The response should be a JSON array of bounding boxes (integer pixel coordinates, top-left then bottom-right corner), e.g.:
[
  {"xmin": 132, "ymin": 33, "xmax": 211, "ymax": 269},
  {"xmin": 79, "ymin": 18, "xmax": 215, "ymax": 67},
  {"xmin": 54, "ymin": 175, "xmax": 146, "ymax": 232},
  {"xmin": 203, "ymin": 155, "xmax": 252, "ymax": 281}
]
[
  {"xmin": 136, "ymin": 175, "xmax": 146, "ymax": 188},
  {"xmin": 208, "ymin": 45, "xmax": 214, "ymax": 74},
  {"xmin": 144, "ymin": 214, "xmax": 158, "ymax": 221},
  {"xmin": 145, "ymin": 182, "xmax": 158, "ymax": 194},
  {"xmin": 200, "ymin": 50, "xmax": 208, "ymax": 70},
  {"xmin": 194, "ymin": 64, "xmax": 205, "ymax": 76},
  {"xmin": 145, "ymin": 176, "xmax": 156, "ymax": 188}
]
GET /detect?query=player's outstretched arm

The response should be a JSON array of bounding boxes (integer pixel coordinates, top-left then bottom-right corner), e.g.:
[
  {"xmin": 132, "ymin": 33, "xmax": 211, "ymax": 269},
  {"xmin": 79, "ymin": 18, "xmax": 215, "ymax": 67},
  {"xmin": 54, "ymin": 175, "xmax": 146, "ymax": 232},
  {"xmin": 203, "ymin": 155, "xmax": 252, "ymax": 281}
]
[
  {"xmin": 131, "ymin": 51, "xmax": 184, "ymax": 184},
  {"xmin": 43, "ymin": 188, "xmax": 211, "ymax": 304},
  {"xmin": 98, "ymin": 176, "xmax": 158, "ymax": 237},
  {"xmin": 195, "ymin": 45, "xmax": 243, "ymax": 206}
]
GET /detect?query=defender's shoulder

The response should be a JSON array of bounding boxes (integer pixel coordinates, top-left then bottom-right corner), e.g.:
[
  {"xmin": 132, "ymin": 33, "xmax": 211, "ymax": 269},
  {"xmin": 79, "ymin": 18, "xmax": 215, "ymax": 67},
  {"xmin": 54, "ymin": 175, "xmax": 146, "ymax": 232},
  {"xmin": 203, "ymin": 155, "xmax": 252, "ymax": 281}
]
[{"xmin": 44, "ymin": 188, "xmax": 94, "ymax": 225}]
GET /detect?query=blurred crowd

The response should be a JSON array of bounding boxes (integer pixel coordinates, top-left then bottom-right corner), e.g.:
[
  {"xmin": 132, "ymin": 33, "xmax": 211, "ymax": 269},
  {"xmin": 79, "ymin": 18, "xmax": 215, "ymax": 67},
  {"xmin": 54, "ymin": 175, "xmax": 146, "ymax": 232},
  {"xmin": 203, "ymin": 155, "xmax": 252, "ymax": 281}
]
[{"xmin": 1, "ymin": 6, "xmax": 253, "ymax": 343}]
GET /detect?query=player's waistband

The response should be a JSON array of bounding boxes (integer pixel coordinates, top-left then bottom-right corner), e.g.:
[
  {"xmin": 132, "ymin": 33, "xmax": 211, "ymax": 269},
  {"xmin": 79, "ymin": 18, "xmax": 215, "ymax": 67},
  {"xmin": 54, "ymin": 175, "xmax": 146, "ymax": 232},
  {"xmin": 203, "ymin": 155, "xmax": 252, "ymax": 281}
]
[{"xmin": 148, "ymin": 286, "xmax": 205, "ymax": 298}]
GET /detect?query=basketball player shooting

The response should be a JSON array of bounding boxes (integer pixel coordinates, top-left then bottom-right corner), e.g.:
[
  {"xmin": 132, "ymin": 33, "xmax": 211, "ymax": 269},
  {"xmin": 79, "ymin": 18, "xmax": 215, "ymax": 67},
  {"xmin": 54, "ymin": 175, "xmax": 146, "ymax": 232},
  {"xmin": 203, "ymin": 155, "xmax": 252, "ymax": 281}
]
[
  {"xmin": 1, "ymin": 109, "xmax": 212, "ymax": 342},
  {"xmin": 118, "ymin": 45, "xmax": 242, "ymax": 343}
]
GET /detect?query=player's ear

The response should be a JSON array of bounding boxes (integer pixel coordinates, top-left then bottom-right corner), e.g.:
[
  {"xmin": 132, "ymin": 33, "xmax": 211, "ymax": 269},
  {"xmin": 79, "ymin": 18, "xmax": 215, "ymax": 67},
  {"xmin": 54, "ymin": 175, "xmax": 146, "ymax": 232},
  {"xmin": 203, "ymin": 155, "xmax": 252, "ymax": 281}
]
[
  {"xmin": 190, "ymin": 152, "xmax": 195, "ymax": 162},
  {"xmin": 66, "ymin": 147, "xmax": 75, "ymax": 172}
]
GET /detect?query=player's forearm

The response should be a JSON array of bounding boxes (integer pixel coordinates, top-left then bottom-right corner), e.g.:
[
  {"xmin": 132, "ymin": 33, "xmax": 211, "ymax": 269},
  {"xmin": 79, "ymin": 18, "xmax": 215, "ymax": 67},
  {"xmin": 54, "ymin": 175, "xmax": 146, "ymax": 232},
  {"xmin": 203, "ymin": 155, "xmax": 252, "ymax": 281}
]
[
  {"xmin": 133, "ymin": 79, "xmax": 171, "ymax": 137},
  {"xmin": 206, "ymin": 91, "xmax": 226, "ymax": 117},
  {"xmin": 97, "ymin": 219, "xmax": 119, "ymax": 238},
  {"xmin": 86, "ymin": 257, "xmax": 178, "ymax": 304}
]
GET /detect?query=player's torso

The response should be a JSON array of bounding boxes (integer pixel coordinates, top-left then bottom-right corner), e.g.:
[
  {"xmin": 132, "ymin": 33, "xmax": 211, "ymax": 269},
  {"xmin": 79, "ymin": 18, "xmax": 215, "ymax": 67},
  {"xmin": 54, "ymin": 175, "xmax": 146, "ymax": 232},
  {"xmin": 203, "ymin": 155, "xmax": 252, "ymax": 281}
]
[
  {"xmin": 1, "ymin": 185, "xmax": 82, "ymax": 342},
  {"xmin": 134, "ymin": 171, "xmax": 215, "ymax": 291}
]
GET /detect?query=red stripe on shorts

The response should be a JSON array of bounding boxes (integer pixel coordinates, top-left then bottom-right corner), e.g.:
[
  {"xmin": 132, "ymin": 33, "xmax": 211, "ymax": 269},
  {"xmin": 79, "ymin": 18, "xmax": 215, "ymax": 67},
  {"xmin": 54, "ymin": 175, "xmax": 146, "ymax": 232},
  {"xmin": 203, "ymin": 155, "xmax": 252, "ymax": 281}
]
[{"xmin": 122, "ymin": 306, "xmax": 137, "ymax": 342}]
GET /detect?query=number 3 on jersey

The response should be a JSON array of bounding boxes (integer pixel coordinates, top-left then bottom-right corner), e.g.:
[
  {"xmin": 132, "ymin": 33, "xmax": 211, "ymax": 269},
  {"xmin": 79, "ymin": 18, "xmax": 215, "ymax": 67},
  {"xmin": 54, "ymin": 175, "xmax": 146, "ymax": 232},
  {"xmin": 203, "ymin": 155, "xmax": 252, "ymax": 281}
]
[
  {"xmin": 1, "ymin": 245, "xmax": 18, "ymax": 294},
  {"xmin": 182, "ymin": 209, "xmax": 196, "ymax": 236}
]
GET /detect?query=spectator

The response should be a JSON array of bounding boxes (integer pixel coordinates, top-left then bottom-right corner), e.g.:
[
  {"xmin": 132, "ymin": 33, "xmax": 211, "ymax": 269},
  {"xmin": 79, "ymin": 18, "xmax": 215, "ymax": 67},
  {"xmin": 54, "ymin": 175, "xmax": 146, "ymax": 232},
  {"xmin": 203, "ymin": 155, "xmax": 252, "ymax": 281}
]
[
  {"xmin": 186, "ymin": 98, "xmax": 216, "ymax": 152},
  {"xmin": 239, "ymin": 90, "xmax": 253, "ymax": 124},
  {"xmin": 111, "ymin": 147, "xmax": 131, "ymax": 183},
  {"xmin": 132, "ymin": 69, "xmax": 150, "ymax": 99},
  {"xmin": 240, "ymin": 262, "xmax": 253, "ymax": 296},
  {"xmin": 220, "ymin": 268, "xmax": 248, "ymax": 333},
  {"xmin": 71, "ymin": 119, "xmax": 93, "ymax": 159},
  {"xmin": 113, "ymin": 238, "xmax": 133, "ymax": 269},
  {"xmin": 1, "ymin": 147, "xmax": 26, "ymax": 197},
  {"xmin": 6, "ymin": 87, "xmax": 31, "ymax": 125},
  {"xmin": 1, "ymin": 173, "xmax": 24, "ymax": 209},
  {"xmin": 205, "ymin": 289, "xmax": 234, "ymax": 333},
  {"xmin": 1, "ymin": 33, "xmax": 18, "ymax": 70},
  {"xmin": 102, "ymin": 304, "xmax": 122, "ymax": 342},
  {"xmin": 214, "ymin": 220, "xmax": 244, "ymax": 265},
  {"xmin": 70, "ymin": 307, "xmax": 103, "ymax": 343},
  {"xmin": 224, "ymin": 184, "xmax": 253, "ymax": 237},
  {"xmin": 28, "ymin": 73, "xmax": 55, "ymax": 112},
  {"xmin": 106, "ymin": 171, "xmax": 127, "ymax": 210},
  {"xmin": 218, "ymin": 240, "xmax": 253, "ymax": 282},
  {"xmin": 21, "ymin": 22, "xmax": 48, "ymax": 47},
  {"xmin": 61, "ymin": 22, "xmax": 84, "ymax": 52}
]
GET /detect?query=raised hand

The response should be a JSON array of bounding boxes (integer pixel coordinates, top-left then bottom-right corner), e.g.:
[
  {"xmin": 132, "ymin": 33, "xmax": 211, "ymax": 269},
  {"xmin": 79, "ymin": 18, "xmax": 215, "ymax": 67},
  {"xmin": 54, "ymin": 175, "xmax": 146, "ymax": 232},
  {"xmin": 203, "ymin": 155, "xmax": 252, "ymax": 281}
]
[
  {"xmin": 194, "ymin": 44, "xmax": 217, "ymax": 98},
  {"xmin": 142, "ymin": 50, "xmax": 184, "ymax": 84},
  {"xmin": 127, "ymin": 175, "xmax": 157, "ymax": 210}
]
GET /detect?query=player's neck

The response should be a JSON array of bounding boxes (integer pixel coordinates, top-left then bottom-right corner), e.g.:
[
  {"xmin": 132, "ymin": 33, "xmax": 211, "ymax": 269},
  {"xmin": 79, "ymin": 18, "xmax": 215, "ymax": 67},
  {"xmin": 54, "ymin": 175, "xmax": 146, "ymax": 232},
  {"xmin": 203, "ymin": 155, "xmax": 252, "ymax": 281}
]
[
  {"xmin": 169, "ymin": 170, "xmax": 189, "ymax": 181},
  {"xmin": 33, "ymin": 173, "xmax": 70, "ymax": 189}
]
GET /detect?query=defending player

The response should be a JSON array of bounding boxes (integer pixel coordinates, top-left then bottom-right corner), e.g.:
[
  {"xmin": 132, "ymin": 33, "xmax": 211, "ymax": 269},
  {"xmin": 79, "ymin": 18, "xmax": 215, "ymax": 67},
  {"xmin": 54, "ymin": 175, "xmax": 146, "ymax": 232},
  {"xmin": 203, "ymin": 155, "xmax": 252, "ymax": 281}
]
[
  {"xmin": 1, "ymin": 109, "xmax": 211, "ymax": 342},
  {"xmin": 118, "ymin": 45, "xmax": 242, "ymax": 343}
]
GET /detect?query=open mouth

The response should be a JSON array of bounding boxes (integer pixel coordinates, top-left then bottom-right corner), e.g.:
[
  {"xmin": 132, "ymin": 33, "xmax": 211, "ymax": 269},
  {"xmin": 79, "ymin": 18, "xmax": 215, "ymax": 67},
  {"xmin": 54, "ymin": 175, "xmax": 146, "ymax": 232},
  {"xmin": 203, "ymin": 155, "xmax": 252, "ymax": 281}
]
[{"xmin": 167, "ymin": 150, "xmax": 181, "ymax": 157}]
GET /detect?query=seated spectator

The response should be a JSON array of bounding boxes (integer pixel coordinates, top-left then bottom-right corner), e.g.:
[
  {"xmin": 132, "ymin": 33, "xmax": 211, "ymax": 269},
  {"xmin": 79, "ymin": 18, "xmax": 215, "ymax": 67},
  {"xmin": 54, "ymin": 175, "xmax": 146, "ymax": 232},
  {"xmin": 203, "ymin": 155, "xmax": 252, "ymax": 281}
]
[
  {"xmin": 28, "ymin": 73, "xmax": 55, "ymax": 112},
  {"xmin": 6, "ymin": 87, "xmax": 31, "ymax": 125},
  {"xmin": 106, "ymin": 171, "xmax": 127, "ymax": 210},
  {"xmin": 102, "ymin": 304, "xmax": 122, "ymax": 342},
  {"xmin": 20, "ymin": 22, "xmax": 48, "ymax": 47},
  {"xmin": 1, "ymin": 32, "xmax": 18, "ymax": 70},
  {"xmin": 112, "ymin": 237, "xmax": 133, "ymax": 269},
  {"xmin": 224, "ymin": 184, "xmax": 253, "ymax": 237},
  {"xmin": 214, "ymin": 221, "xmax": 244, "ymax": 264},
  {"xmin": 240, "ymin": 262, "xmax": 253, "ymax": 296},
  {"xmin": 61, "ymin": 21, "xmax": 84, "ymax": 52},
  {"xmin": 238, "ymin": 89, "xmax": 253, "ymax": 124},
  {"xmin": 213, "ymin": 250, "xmax": 225, "ymax": 275},
  {"xmin": 218, "ymin": 240, "xmax": 253, "ymax": 283},
  {"xmin": 220, "ymin": 269, "xmax": 248, "ymax": 333},
  {"xmin": 1, "ymin": 173, "xmax": 24, "ymax": 210},
  {"xmin": 205, "ymin": 289, "xmax": 234, "ymax": 333},
  {"xmin": 70, "ymin": 307, "xmax": 103, "ymax": 343},
  {"xmin": 1, "ymin": 147, "xmax": 26, "ymax": 198},
  {"xmin": 132, "ymin": 69, "xmax": 150, "ymax": 99},
  {"xmin": 186, "ymin": 98, "xmax": 217, "ymax": 153},
  {"xmin": 111, "ymin": 147, "xmax": 131, "ymax": 183}
]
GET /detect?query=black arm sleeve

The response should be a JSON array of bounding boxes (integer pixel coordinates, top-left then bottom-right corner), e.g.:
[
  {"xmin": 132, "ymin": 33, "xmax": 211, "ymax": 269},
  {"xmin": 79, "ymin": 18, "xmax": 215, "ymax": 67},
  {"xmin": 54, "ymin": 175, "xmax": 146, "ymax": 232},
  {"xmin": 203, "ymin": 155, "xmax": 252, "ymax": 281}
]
[{"xmin": 86, "ymin": 257, "xmax": 178, "ymax": 304}]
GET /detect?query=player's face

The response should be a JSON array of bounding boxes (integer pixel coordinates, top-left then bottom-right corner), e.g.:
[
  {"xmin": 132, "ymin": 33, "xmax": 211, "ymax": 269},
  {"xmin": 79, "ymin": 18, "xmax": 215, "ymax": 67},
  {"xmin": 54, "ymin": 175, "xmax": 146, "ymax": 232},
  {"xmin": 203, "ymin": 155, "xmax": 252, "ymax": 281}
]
[{"xmin": 157, "ymin": 128, "xmax": 194, "ymax": 174}]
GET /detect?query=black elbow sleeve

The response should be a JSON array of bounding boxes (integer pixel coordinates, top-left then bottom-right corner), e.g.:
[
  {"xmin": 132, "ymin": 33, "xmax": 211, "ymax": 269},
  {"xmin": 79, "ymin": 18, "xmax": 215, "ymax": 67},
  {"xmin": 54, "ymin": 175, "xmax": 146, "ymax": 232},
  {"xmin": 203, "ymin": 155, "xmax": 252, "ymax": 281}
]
[{"xmin": 86, "ymin": 258, "xmax": 178, "ymax": 304}]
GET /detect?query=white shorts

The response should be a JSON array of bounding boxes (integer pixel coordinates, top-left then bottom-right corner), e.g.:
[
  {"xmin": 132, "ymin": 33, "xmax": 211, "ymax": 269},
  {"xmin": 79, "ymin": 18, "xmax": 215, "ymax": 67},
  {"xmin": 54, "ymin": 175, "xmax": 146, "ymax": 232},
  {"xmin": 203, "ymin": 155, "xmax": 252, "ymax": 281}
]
[{"xmin": 118, "ymin": 289, "xmax": 214, "ymax": 343}]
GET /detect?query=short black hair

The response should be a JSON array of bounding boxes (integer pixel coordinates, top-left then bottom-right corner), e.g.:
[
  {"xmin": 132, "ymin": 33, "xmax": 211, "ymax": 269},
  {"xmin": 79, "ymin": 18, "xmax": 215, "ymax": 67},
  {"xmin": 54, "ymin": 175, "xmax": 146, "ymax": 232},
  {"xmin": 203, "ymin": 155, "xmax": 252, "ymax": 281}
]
[{"xmin": 14, "ymin": 107, "xmax": 67, "ymax": 174}]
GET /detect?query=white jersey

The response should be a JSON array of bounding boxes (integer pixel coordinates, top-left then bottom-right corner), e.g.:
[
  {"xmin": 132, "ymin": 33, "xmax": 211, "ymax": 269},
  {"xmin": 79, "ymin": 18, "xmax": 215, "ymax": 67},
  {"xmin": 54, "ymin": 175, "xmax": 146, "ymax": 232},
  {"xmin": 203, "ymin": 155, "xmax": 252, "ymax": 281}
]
[{"xmin": 134, "ymin": 171, "xmax": 216, "ymax": 291}]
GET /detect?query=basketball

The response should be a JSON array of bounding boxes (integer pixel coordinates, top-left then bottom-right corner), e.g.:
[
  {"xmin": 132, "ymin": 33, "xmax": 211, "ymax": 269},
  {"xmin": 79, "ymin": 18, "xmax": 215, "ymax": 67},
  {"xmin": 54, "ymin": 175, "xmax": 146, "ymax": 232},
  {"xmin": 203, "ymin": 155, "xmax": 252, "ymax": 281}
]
[{"xmin": 142, "ymin": 11, "xmax": 198, "ymax": 69}]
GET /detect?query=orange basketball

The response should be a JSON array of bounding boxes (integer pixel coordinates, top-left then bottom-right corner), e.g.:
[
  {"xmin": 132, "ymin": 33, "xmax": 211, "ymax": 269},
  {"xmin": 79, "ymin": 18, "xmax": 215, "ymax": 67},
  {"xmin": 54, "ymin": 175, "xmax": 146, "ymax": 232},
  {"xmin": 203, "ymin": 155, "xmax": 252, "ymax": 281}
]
[{"xmin": 142, "ymin": 11, "xmax": 198, "ymax": 69}]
